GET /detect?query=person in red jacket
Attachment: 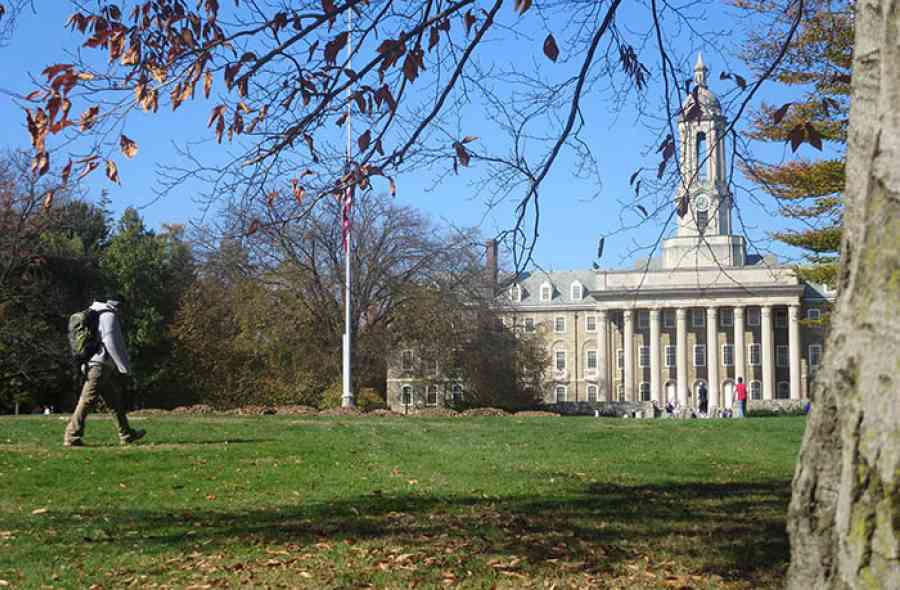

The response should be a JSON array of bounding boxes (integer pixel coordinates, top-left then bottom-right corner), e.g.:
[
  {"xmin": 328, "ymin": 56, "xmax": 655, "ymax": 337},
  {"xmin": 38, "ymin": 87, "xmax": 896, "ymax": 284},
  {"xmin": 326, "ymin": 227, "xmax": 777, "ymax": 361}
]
[{"xmin": 735, "ymin": 376, "xmax": 748, "ymax": 418}]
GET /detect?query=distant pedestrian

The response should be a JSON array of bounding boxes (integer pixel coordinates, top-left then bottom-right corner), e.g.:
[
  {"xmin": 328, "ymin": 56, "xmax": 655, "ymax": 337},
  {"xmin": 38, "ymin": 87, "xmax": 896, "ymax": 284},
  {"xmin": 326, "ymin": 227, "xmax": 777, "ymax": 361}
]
[
  {"xmin": 735, "ymin": 377, "xmax": 747, "ymax": 418},
  {"xmin": 698, "ymin": 383, "xmax": 708, "ymax": 416},
  {"xmin": 64, "ymin": 296, "xmax": 145, "ymax": 447}
]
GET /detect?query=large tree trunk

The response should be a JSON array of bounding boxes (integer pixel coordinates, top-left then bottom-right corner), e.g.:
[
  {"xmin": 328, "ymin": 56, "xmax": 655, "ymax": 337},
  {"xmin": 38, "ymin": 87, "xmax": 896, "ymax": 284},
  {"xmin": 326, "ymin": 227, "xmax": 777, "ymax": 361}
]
[{"xmin": 786, "ymin": 1, "xmax": 900, "ymax": 588}]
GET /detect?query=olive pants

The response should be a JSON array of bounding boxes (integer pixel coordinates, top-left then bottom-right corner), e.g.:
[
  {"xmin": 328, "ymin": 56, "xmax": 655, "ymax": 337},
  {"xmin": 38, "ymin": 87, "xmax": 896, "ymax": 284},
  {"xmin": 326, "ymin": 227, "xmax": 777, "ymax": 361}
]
[{"xmin": 64, "ymin": 364, "xmax": 133, "ymax": 444}]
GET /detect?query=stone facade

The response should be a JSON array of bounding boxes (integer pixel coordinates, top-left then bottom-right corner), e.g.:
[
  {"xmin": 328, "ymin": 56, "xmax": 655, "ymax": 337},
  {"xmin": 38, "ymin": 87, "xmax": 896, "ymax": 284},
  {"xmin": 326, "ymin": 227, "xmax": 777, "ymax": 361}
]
[{"xmin": 386, "ymin": 54, "xmax": 834, "ymax": 414}]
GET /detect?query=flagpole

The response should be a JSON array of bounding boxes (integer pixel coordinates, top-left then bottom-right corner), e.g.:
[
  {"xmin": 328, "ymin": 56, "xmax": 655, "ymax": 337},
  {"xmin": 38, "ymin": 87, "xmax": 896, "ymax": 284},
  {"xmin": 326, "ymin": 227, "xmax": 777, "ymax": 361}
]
[{"xmin": 341, "ymin": 4, "xmax": 354, "ymax": 408}]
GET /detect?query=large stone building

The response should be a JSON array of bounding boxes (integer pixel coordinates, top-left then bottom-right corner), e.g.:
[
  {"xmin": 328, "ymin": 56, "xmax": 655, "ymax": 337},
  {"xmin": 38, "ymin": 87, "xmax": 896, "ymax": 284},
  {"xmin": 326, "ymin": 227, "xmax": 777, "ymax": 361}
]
[{"xmin": 387, "ymin": 55, "xmax": 833, "ymax": 414}]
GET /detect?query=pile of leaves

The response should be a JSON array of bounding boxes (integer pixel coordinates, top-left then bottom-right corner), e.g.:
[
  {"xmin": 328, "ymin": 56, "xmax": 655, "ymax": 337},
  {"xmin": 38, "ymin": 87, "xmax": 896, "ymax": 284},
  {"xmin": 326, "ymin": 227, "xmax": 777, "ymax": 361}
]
[
  {"xmin": 413, "ymin": 408, "xmax": 459, "ymax": 417},
  {"xmin": 460, "ymin": 407, "xmax": 510, "ymax": 417}
]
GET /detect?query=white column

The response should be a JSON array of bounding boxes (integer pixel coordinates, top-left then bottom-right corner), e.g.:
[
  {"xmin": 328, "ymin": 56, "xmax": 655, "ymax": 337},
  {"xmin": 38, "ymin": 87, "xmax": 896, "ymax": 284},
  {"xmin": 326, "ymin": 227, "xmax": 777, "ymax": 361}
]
[
  {"xmin": 789, "ymin": 304, "xmax": 801, "ymax": 400},
  {"xmin": 598, "ymin": 310, "xmax": 609, "ymax": 401},
  {"xmin": 676, "ymin": 308, "xmax": 689, "ymax": 406},
  {"xmin": 733, "ymin": 306, "xmax": 745, "ymax": 386},
  {"xmin": 761, "ymin": 305, "xmax": 774, "ymax": 400},
  {"xmin": 623, "ymin": 309, "xmax": 634, "ymax": 402},
  {"xmin": 649, "ymin": 309, "xmax": 661, "ymax": 403},
  {"xmin": 706, "ymin": 306, "xmax": 719, "ymax": 411}
]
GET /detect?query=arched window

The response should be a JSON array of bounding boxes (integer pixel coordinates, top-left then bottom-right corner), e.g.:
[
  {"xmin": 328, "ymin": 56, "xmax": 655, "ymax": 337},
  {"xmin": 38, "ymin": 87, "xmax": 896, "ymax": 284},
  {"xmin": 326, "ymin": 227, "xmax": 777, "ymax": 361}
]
[
  {"xmin": 750, "ymin": 380, "xmax": 762, "ymax": 400},
  {"xmin": 696, "ymin": 131, "xmax": 708, "ymax": 181},
  {"xmin": 540, "ymin": 282, "xmax": 553, "ymax": 302},
  {"xmin": 509, "ymin": 284, "xmax": 521, "ymax": 302},
  {"xmin": 571, "ymin": 281, "xmax": 583, "ymax": 301},
  {"xmin": 555, "ymin": 385, "xmax": 567, "ymax": 403}
]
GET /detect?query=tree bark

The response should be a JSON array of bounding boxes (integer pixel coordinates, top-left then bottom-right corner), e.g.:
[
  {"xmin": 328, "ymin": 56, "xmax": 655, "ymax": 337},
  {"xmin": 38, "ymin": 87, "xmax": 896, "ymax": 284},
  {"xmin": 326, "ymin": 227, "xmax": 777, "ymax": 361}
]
[{"xmin": 786, "ymin": 1, "xmax": 900, "ymax": 588}]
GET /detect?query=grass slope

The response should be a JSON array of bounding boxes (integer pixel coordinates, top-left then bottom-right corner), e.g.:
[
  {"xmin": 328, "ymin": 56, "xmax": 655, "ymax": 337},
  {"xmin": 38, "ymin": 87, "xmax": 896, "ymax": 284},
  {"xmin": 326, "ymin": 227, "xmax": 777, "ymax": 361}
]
[{"xmin": 0, "ymin": 415, "xmax": 805, "ymax": 589}]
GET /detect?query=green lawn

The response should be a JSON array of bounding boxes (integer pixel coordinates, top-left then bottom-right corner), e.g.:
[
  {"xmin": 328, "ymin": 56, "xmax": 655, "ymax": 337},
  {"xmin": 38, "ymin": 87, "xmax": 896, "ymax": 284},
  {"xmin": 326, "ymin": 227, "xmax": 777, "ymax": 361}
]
[{"xmin": 0, "ymin": 415, "xmax": 805, "ymax": 589}]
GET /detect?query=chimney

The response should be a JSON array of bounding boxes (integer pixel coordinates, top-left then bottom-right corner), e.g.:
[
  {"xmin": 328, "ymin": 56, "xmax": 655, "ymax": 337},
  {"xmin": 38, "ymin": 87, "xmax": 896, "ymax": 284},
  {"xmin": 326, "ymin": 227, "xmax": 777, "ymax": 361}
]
[{"xmin": 484, "ymin": 239, "xmax": 498, "ymax": 290}]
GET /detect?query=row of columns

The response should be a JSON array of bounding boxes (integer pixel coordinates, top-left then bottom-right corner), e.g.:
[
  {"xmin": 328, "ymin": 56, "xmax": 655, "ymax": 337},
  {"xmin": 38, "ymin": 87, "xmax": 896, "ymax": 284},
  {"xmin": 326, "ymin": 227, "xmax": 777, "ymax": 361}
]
[{"xmin": 596, "ymin": 303, "xmax": 802, "ymax": 407}]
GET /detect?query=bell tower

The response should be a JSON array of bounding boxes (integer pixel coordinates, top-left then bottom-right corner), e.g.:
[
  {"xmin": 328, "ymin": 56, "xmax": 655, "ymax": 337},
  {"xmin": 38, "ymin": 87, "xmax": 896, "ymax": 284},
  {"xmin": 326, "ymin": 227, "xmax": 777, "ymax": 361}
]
[{"xmin": 661, "ymin": 53, "xmax": 746, "ymax": 269}]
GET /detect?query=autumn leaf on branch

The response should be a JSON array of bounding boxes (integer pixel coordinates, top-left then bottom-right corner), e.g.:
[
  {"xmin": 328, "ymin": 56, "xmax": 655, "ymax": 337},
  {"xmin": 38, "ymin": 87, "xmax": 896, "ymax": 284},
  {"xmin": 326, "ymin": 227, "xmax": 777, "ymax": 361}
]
[
  {"xmin": 120, "ymin": 135, "xmax": 138, "ymax": 158},
  {"xmin": 105, "ymin": 160, "xmax": 120, "ymax": 184},
  {"xmin": 543, "ymin": 34, "xmax": 559, "ymax": 62},
  {"xmin": 514, "ymin": 0, "xmax": 533, "ymax": 15}
]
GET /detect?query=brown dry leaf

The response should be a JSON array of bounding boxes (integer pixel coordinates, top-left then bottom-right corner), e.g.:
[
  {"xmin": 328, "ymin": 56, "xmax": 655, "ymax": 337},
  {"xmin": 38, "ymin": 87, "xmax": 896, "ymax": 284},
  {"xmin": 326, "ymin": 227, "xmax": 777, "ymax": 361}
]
[
  {"xmin": 43, "ymin": 191, "xmax": 55, "ymax": 211},
  {"xmin": 31, "ymin": 151, "xmax": 50, "ymax": 177},
  {"xmin": 543, "ymin": 33, "xmax": 559, "ymax": 62},
  {"xmin": 120, "ymin": 135, "xmax": 138, "ymax": 158},
  {"xmin": 79, "ymin": 106, "xmax": 99, "ymax": 131},
  {"xmin": 105, "ymin": 160, "xmax": 120, "ymax": 184}
]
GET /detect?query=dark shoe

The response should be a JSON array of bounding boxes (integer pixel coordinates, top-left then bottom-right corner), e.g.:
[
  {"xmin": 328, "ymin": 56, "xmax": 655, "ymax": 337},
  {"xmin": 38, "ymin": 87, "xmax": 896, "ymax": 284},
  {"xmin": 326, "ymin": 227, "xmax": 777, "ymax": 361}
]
[
  {"xmin": 64, "ymin": 439, "xmax": 84, "ymax": 447},
  {"xmin": 120, "ymin": 429, "xmax": 146, "ymax": 445}
]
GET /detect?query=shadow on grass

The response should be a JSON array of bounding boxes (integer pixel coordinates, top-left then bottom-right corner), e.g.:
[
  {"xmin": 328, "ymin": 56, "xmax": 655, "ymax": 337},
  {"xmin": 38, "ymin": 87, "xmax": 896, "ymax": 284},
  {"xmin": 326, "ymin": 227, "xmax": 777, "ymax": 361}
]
[{"xmin": 39, "ymin": 480, "xmax": 791, "ymax": 585}]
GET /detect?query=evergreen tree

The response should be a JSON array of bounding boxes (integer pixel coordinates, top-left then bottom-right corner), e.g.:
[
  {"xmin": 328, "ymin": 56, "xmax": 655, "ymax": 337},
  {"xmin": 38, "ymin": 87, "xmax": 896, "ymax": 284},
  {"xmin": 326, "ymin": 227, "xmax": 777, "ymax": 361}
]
[{"xmin": 737, "ymin": 0, "xmax": 851, "ymax": 289}]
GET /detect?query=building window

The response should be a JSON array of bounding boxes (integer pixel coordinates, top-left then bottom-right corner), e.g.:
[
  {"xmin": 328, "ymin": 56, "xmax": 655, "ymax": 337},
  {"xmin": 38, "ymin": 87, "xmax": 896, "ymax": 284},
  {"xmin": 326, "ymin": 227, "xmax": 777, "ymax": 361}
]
[
  {"xmin": 571, "ymin": 282, "xmax": 583, "ymax": 301},
  {"xmin": 555, "ymin": 350, "xmax": 566, "ymax": 371},
  {"xmin": 586, "ymin": 350, "xmax": 597, "ymax": 371},
  {"xmin": 587, "ymin": 384, "xmax": 598, "ymax": 402},
  {"xmin": 775, "ymin": 310, "xmax": 787, "ymax": 328},
  {"xmin": 509, "ymin": 284, "xmax": 521, "ymax": 302},
  {"xmin": 524, "ymin": 317, "xmax": 535, "ymax": 333},
  {"xmin": 425, "ymin": 385, "xmax": 438, "ymax": 406},
  {"xmin": 663, "ymin": 310, "xmax": 675, "ymax": 329},
  {"xmin": 401, "ymin": 350, "xmax": 414, "ymax": 371},
  {"xmin": 616, "ymin": 348, "xmax": 624, "ymax": 370},
  {"xmin": 692, "ymin": 308, "xmax": 705, "ymax": 328},
  {"xmin": 696, "ymin": 209, "xmax": 709, "ymax": 232},
  {"xmin": 776, "ymin": 345, "xmax": 789, "ymax": 368},
  {"xmin": 451, "ymin": 383, "xmax": 463, "ymax": 402},
  {"xmin": 639, "ymin": 382, "xmax": 651, "ymax": 401},
  {"xmin": 809, "ymin": 344, "xmax": 822, "ymax": 369},
  {"xmin": 722, "ymin": 344, "xmax": 734, "ymax": 367},
  {"xmin": 616, "ymin": 383, "xmax": 625, "ymax": 401},
  {"xmin": 540, "ymin": 283, "xmax": 553, "ymax": 302},
  {"xmin": 747, "ymin": 308, "xmax": 760, "ymax": 327},
  {"xmin": 401, "ymin": 385, "xmax": 412, "ymax": 406},
  {"xmin": 665, "ymin": 345, "xmax": 676, "ymax": 368},
  {"xmin": 749, "ymin": 343, "xmax": 761, "ymax": 366},
  {"xmin": 554, "ymin": 316, "xmax": 566, "ymax": 333},
  {"xmin": 638, "ymin": 311, "xmax": 649, "ymax": 329},
  {"xmin": 807, "ymin": 308, "xmax": 821, "ymax": 321},
  {"xmin": 776, "ymin": 381, "xmax": 790, "ymax": 399},
  {"xmin": 750, "ymin": 380, "xmax": 762, "ymax": 400},
  {"xmin": 720, "ymin": 309, "xmax": 733, "ymax": 328},
  {"xmin": 555, "ymin": 385, "xmax": 567, "ymax": 403},
  {"xmin": 696, "ymin": 131, "xmax": 708, "ymax": 180},
  {"xmin": 693, "ymin": 344, "xmax": 706, "ymax": 367},
  {"xmin": 639, "ymin": 346, "xmax": 650, "ymax": 368},
  {"xmin": 585, "ymin": 314, "xmax": 597, "ymax": 332}
]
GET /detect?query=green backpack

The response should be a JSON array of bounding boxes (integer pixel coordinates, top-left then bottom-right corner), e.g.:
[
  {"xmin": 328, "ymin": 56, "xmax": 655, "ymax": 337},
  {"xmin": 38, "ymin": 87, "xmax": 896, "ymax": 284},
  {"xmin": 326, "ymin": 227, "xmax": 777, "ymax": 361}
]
[{"xmin": 67, "ymin": 308, "xmax": 108, "ymax": 363}]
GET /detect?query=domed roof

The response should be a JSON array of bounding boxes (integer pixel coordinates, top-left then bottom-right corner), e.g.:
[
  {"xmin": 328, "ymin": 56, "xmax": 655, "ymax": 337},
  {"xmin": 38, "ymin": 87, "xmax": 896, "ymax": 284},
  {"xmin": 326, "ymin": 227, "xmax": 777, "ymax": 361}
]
[{"xmin": 680, "ymin": 53, "xmax": 722, "ymax": 120}]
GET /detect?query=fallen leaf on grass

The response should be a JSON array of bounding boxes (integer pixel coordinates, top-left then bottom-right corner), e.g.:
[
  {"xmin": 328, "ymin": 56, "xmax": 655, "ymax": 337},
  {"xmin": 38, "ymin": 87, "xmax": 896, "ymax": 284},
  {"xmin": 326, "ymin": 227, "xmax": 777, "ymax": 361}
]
[
  {"xmin": 32, "ymin": 507, "xmax": 48, "ymax": 515},
  {"xmin": 0, "ymin": 580, "xmax": 9, "ymax": 587}
]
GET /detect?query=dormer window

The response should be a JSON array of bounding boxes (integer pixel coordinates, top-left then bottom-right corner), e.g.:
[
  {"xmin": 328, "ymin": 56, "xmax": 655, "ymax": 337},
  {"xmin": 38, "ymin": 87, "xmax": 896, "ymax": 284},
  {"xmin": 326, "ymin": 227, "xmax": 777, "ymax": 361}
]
[
  {"xmin": 540, "ymin": 282, "xmax": 553, "ymax": 302},
  {"xmin": 570, "ymin": 281, "xmax": 583, "ymax": 301},
  {"xmin": 508, "ymin": 284, "xmax": 522, "ymax": 302}
]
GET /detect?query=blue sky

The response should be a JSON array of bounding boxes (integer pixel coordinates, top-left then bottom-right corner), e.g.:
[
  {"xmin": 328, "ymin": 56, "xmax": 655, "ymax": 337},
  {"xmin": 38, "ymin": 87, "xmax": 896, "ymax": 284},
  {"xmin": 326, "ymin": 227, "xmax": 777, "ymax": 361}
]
[{"xmin": 0, "ymin": 1, "xmax": 829, "ymax": 271}]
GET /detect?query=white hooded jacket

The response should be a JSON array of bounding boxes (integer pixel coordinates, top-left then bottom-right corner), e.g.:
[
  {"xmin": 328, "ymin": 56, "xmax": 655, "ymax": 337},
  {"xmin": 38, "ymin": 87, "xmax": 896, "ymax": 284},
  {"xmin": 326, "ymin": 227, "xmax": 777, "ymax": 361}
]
[{"xmin": 88, "ymin": 301, "xmax": 130, "ymax": 375}]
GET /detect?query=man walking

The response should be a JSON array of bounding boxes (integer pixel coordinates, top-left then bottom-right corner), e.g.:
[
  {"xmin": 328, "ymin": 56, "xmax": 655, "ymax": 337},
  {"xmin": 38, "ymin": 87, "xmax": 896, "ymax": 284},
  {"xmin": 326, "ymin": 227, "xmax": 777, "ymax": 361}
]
[
  {"xmin": 735, "ymin": 377, "xmax": 748, "ymax": 418},
  {"xmin": 64, "ymin": 296, "xmax": 145, "ymax": 447}
]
